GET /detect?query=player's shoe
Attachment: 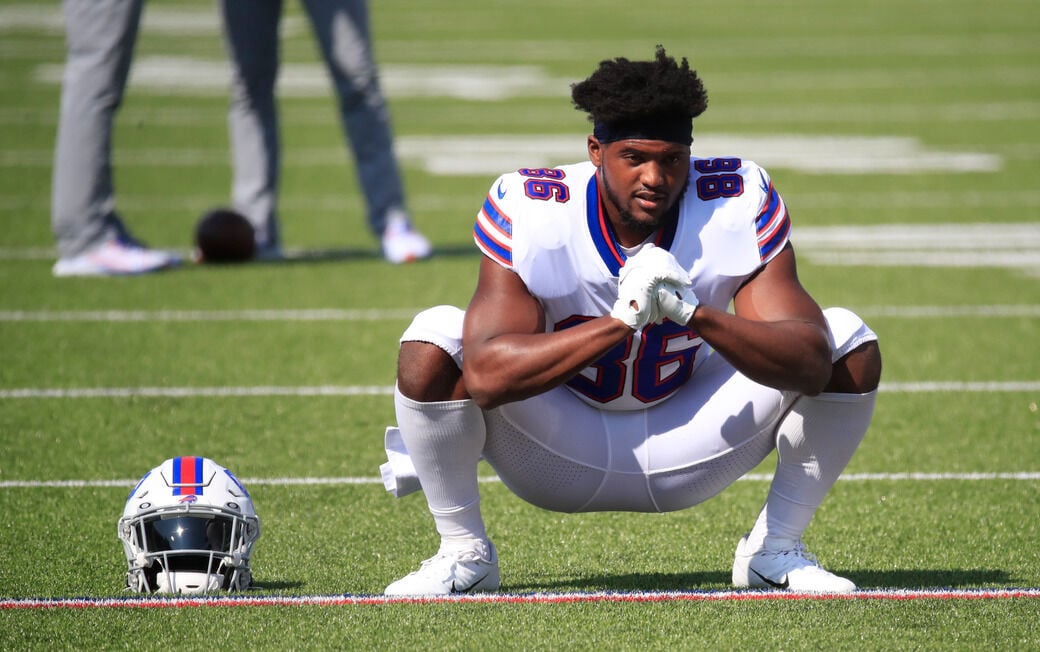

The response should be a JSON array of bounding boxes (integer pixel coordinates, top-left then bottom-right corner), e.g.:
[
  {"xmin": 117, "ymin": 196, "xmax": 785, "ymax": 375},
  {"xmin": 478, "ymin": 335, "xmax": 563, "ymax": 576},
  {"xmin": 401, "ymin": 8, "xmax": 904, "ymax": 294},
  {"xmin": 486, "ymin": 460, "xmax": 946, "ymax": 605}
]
[
  {"xmin": 253, "ymin": 242, "xmax": 284, "ymax": 262},
  {"xmin": 384, "ymin": 539, "xmax": 499, "ymax": 596},
  {"xmin": 53, "ymin": 237, "xmax": 181, "ymax": 277},
  {"xmin": 381, "ymin": 213, "xmax": 432, "ymax": 264},
  {"xmin": 732, "ymin": 534, "xmax": 856, "ymax": 594}
]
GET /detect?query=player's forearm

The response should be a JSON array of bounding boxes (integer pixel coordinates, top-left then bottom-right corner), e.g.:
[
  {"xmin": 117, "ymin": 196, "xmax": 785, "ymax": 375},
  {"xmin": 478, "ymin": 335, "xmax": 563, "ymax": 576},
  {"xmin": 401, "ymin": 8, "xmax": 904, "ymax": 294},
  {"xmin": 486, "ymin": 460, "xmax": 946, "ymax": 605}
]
[
  {"xmin": 463, "ymin": 316, "xmax": 631, "ymax": 409},
  {"xmin": 691, "ymin": 305, "xmax": 832, "ymax": 395}
]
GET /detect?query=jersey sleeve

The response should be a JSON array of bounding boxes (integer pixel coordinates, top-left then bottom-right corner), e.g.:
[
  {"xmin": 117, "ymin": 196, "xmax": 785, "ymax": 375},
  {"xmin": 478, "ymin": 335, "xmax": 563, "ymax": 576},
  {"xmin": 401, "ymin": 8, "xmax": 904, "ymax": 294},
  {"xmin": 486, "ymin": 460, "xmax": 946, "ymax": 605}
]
[
  {"xmin": 752, "ymin": 165, "xmax": 792, "ymax": 265},
  {"xmin": 473, "ymin": 173, "xmax": 516, "ymax": 269}
]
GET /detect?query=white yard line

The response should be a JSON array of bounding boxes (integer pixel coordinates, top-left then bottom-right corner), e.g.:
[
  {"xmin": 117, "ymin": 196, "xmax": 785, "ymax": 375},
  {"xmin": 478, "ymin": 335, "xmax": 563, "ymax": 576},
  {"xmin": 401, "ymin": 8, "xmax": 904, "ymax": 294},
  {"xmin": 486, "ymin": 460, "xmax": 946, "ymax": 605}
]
[
  {"xmin": 0, "ymin": 386, "xmax": 394, "ymax": 399},
  {"xmin": 0, "ymin": 381, "xmax": 1038, "ymax": 400},
  {"xmin": 0, "ymin": 305, "xmax": 1037, "ymax": 322},
  {"xmin": 0, "ymin": 309, "xmax": 422, "ymax": 322},
  {"xmin": 0, "ymin": 133, "xmax": 1004, "ymax": 174},
  {"xmin": 6, "ymin": 223, "xmax": 1040, "ymax": 272},
  {"xmin": 3, "ymin": 588, "xmax": 1039, "ymax": 608},
  {"xmin": 2, "ymin": 472, "xmax": 1037, "ymax": 489}
]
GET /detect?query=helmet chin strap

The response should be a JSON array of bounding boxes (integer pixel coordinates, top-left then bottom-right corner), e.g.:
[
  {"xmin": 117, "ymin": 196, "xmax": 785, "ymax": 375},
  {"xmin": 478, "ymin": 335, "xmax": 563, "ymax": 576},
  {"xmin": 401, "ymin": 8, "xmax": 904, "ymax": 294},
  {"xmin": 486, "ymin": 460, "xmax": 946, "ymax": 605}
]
[{"xmin": 155, "ymin": 570, "xmax": 223, "ymax": 595}]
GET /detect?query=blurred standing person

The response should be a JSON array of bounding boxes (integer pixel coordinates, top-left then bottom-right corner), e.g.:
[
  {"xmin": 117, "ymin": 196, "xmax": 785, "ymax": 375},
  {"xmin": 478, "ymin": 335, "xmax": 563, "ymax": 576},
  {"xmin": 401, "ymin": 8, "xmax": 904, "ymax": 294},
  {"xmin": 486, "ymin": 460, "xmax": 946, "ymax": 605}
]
[
  {"xmin": 51, "ymin": 0, "xmax": 181, "ymax": 277},
  {"xmin": 219, "ymin": 0, "xmax": 432, "ymax": 264}
]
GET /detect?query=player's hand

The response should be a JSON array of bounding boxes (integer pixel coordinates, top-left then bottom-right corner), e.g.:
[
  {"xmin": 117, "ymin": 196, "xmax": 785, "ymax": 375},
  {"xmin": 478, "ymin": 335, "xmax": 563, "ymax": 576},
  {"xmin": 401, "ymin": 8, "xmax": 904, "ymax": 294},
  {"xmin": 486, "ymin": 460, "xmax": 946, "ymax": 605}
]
[
  {"xmin": 610, "ymin": 244, "xmax": 691, "ymax": 330},
  {"xmin": 655, "ymin": 281, "xmax": 699, "ymax": 326}
]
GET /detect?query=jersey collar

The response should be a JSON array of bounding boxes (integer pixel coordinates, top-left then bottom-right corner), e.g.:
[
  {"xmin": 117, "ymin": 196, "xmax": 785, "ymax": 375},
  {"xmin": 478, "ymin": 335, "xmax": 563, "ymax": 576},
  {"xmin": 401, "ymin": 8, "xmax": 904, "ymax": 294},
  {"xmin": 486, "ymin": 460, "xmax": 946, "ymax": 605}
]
[{"xmin": 585, "ymin": 173, "xmax": 678, "ymax": 276}]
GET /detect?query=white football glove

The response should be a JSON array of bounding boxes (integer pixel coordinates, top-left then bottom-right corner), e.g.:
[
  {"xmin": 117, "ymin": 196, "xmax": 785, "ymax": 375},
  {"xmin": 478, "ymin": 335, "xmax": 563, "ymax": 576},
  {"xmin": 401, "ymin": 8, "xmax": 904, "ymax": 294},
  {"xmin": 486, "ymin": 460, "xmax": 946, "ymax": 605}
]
[
  {"xmin": 655, "ymin": 281, "xmax": 699, "ymax": 326},
  {"xmin": 610, "ymin": 244, "xmax": 691, "ymax": 330}
]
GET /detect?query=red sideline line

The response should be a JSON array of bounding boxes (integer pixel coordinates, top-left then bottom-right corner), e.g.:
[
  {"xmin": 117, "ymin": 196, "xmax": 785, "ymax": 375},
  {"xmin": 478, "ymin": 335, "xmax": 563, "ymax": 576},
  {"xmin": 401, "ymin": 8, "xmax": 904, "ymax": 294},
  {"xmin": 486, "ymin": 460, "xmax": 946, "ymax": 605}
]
[{"xmin": 2, "ymin": 589, "xmax": 1038, "ymax": 609}]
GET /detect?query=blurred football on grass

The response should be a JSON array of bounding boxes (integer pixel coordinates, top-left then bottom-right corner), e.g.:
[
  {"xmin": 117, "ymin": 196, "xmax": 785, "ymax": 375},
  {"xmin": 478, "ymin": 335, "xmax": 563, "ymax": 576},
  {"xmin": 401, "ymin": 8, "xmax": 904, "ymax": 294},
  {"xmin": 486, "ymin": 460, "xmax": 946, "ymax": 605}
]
[{"xmin": 193, "ymin": 208, "xmax": 256, "ymax": 263}]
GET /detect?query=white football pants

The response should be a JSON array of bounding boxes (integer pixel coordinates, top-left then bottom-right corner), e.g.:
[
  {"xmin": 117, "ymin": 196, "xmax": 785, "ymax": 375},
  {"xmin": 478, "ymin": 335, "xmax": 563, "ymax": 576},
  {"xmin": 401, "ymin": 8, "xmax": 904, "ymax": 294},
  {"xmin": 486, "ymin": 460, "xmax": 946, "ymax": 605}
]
[{"xmin": 393, "ymin": 305, "xmax": 877, "ymax": 542}]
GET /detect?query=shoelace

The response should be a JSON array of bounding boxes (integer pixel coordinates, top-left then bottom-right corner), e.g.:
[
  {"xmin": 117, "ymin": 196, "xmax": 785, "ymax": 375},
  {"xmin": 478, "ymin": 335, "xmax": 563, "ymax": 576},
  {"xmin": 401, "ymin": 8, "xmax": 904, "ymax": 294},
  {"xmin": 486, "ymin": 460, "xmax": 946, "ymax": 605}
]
[{"xmin": 764, "ymin": 541, "xmax": 821, "ymax": 567}]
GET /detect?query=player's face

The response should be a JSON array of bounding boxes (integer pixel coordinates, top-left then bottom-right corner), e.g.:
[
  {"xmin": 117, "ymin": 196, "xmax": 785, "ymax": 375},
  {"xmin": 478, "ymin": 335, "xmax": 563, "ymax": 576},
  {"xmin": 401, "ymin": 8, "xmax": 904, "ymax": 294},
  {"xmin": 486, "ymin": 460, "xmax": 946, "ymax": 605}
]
[{"xmin": 590, "ymin": 137, "xmax": 690, "ymax": 245}]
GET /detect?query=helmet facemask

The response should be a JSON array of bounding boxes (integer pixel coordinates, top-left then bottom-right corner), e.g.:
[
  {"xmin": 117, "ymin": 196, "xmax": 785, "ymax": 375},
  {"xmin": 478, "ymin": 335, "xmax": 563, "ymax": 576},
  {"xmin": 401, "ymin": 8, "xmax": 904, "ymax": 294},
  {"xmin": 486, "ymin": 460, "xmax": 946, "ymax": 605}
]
[{"xmin": 119, "ymin": 457, "xmax": 260, "ymax": 594}]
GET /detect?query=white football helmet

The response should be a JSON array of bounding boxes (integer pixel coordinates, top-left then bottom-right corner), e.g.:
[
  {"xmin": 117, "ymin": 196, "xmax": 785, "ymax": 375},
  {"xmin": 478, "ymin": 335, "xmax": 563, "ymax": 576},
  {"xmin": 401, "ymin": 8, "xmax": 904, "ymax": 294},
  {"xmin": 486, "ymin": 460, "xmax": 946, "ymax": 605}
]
[{"xmin": 118, "ymin": 456, "xmax": 261, "ymax": 594}]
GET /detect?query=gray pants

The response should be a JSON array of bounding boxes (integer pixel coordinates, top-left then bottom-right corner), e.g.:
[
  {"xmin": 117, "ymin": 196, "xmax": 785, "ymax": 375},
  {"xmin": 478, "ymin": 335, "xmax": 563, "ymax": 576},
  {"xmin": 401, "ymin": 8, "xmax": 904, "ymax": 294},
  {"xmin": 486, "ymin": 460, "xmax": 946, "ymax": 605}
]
[
  {"xmin": 220, "ymin": 0, "xmax": 407, "ymax": 247},
  {"xmin": 51, "ymin": 0, "xmax": 144, "ymax": 258}
]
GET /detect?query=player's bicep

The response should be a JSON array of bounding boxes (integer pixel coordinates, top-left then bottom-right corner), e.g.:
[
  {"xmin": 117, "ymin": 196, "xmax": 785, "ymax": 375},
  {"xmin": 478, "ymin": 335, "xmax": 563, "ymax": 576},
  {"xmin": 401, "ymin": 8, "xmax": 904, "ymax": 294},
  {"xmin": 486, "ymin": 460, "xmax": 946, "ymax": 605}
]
[
  {"xmin": 463, "ymin": 257, "xmax": 545, "ymax": 352},
  {"xmin": 733, "ymin": 244, "xmax": 825, "ymax": 328}
]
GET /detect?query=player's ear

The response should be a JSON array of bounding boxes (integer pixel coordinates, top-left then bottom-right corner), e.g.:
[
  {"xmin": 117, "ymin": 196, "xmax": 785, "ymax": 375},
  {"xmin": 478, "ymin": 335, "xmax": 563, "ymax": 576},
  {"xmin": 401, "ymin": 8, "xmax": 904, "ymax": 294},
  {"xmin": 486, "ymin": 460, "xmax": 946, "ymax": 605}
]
[{"xmin": 587, "ymin": 136, "xmax": 603, "ymax": 166}]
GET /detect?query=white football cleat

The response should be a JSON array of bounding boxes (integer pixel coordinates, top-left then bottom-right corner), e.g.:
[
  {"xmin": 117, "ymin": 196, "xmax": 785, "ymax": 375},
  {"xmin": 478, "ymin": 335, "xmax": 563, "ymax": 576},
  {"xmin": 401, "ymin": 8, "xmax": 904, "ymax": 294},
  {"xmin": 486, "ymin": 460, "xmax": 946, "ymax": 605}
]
[
  {"xmin": 381, "ymin": 212, "xmax": 432, "ymax": 264},
  {"xmin": 384, "ymin": 539, "xmax": 499, "ymax": 596},
  {"xmin": 53, "ymin": 238, "xmax": 180, "ymax": 277},
  {"xmin": 732, "ymin": 534, "xmax": 856, "ymax": 594}
]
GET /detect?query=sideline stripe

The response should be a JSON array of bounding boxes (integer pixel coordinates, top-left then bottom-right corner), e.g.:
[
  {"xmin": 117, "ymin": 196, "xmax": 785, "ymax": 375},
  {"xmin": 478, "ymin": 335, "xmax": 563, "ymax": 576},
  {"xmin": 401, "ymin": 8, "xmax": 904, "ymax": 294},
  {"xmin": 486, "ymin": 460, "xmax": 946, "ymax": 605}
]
[
  {"xmin": 2, "ymin": 472, "xmax": 1037, "ymax": 489},
  {"xmin": 2, "ymin": 589, "xmax": 1037, "ymax": 609},
  {"xmin": 1, "ymin": 381, "xmax": 1038, "ymax": 400}
]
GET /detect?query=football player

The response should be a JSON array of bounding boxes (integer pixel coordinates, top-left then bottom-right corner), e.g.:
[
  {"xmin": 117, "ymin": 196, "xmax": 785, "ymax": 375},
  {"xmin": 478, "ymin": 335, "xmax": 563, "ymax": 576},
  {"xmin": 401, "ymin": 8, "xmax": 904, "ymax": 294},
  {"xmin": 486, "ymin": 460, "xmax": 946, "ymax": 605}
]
[{"xmin": 380, "ymin": 46, "xmax": 882, "ymax": 595}]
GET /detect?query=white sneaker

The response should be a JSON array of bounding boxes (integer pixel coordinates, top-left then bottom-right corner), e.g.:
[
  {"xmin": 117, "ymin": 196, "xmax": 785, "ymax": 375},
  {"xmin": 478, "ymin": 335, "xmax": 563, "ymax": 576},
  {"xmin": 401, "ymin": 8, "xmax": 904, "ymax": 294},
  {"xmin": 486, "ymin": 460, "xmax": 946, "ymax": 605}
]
[
  {"xmin": 381, "ymin": 214, "xmax": 432, "ymax": 264},
  {"xmin": 732, "ymin": 535, "xmax": 856, "ymax": 594},
  {"xmin": 53, "ymin": 238, "xmax": 181, "ymax": 277},
  {"xmin": 384, "ymin": 539, "xmax": 499, "ymax": 596}
]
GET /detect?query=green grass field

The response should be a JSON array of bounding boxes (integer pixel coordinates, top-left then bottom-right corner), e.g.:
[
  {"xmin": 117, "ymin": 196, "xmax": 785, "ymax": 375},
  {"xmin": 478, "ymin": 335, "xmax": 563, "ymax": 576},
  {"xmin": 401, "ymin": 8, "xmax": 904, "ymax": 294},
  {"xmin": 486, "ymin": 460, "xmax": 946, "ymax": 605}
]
[{"xmin": 1, "ymin": 0, "xmax": 1038, "ymax": 649}]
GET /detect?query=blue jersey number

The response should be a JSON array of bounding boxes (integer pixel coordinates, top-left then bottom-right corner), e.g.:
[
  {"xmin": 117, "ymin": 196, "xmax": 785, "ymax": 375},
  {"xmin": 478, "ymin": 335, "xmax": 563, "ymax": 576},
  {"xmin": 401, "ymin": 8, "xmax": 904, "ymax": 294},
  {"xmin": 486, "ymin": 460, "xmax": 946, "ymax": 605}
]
[
  {"xmin": 555, "ymin": 316, "xmax": 701, "ymax": 404},
  {"xmin": 520, "ymin": 168, "xmax": 570, "ymax": 203},
  {"xmin": 694, "ymin": 158, "xmax": 744, "ymax": 201}
]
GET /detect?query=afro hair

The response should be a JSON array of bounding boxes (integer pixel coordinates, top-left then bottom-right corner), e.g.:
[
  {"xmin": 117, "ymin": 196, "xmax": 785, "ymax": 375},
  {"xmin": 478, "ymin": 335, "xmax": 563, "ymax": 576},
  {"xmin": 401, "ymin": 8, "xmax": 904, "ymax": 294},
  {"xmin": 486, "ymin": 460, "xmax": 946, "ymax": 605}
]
[{"xmin": 571, "ymin": 46, "xmax": 708, "ymax": 126}]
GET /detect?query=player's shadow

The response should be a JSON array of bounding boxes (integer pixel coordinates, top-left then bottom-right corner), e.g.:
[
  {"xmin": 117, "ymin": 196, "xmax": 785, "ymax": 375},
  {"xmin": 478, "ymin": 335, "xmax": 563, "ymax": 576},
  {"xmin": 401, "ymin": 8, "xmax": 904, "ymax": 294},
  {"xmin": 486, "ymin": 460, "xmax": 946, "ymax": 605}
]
[
  {"xmin": 842, "ymin": 568, "xmax": 1013, "ymax": 589},
  {"xmin": 507, "ymin": 568, "xmax": 1013, "ymax": 593}
]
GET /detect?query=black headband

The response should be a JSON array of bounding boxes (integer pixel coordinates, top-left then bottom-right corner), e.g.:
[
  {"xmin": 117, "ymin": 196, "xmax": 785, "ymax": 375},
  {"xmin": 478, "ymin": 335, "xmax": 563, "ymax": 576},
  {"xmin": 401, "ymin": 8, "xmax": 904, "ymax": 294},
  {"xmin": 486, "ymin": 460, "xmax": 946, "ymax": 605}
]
[{"xmin": 593, "ymin": 117, "xmax": 693, "ymax": 146}]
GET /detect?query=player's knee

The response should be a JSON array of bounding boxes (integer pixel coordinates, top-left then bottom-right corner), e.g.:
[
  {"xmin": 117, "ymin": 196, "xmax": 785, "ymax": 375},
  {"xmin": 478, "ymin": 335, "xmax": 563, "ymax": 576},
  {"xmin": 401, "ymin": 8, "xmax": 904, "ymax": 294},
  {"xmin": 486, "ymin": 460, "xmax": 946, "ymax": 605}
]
[
  {"xmin": 822, "ymin": 307, "xmax": 881, "ymax": 394},
  {"xmin": 397, "ymin": 306, "xmax": 468, "ymax": 402},
  {"xmin": 396, "ymin": 341, "xmax": 467, "ymax": 401},
  {"xmin": 826, "ymin": 340, "xmax": 882, "ymax": 394}
]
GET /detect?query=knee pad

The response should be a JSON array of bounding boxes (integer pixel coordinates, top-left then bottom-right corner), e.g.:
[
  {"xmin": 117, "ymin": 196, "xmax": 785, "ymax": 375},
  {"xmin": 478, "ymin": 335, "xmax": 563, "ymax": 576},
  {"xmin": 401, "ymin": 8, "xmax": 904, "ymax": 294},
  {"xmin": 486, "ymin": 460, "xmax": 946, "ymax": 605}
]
[
  {"xmin": 823, "ymin": 307, "xmax": 878, "ymax": 362},
  {"xmin": 400, "ymin": 305, "xmax": 466, "ymax": 368}
]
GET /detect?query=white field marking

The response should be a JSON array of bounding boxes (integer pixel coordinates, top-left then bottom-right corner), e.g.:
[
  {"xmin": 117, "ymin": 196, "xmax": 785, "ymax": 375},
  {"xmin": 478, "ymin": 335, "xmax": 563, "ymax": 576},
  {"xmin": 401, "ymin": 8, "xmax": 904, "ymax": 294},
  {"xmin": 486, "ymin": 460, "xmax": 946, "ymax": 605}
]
[
  {"xmin": 0, "ymin": 191, "xmax": 463, "ymax": 212},
  {"xmin": 30, "ymin": 54, "xmax": 1040, "ymax": 98},
  {"xmin": 0, "ymin": 133, "xmax": 1000, "ymax": 174},
  {"xmin": 0, "ymin": 386, "xmax": 394, "ymax": 399},
  {"xmin": 1, "ymin": 305, "xmax": 1039, "ymax": 323},
  {"xmin": 792, "ymin": 223, "xmax": 1040, "ymax": 249},
  {"xmin": 391, "ymin": 134, "xmax": 1001, "ymax": 176},
  {"xmin": 34, "ymin": 57, "xmax": 568, "ymax": 101},
  {"xmin": 1, "ymin": 381, "xmax": 1038, "ymax": 401},
  {"xmin": 2, "ymin": 589, "xmax": 1038, "ymax": 608},
  {"xmin": 0, "ymin": 309, "xmax": 421, "ymax": 322},
  {"xmin": 0, "ymin": 189, "xmax": 1034, "ymax": 213},
  {"xmin": 5, "ymin": 101, "xmax": 1039, "ymax": 129},
  {"xmin": 2, "ymin": 472, "xmax": 1038, "ymax": 490},
  {"xmin": 2, "ymin": 221, "xmax": 1037, "ymax": 270},
  {"xmin": 791, "ymin": 223, "xmax": 1040, "ymax": 273}
]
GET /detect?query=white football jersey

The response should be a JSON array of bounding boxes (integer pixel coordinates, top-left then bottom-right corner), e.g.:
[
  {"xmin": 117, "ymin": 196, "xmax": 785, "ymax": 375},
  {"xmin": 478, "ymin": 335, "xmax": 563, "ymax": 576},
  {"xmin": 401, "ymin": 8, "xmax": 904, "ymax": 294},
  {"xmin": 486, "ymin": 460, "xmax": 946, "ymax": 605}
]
[{"xmin": 473, "ymin": 157, "xmax": 791, "ymax": 410}]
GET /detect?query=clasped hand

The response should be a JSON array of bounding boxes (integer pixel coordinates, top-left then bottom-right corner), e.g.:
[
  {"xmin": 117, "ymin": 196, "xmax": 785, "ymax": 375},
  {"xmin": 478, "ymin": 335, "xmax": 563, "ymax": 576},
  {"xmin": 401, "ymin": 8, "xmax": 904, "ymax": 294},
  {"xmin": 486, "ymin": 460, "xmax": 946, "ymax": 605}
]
[{"xmin": 610, "ymin": 244, "xmax": 699, "ymax": 330}]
